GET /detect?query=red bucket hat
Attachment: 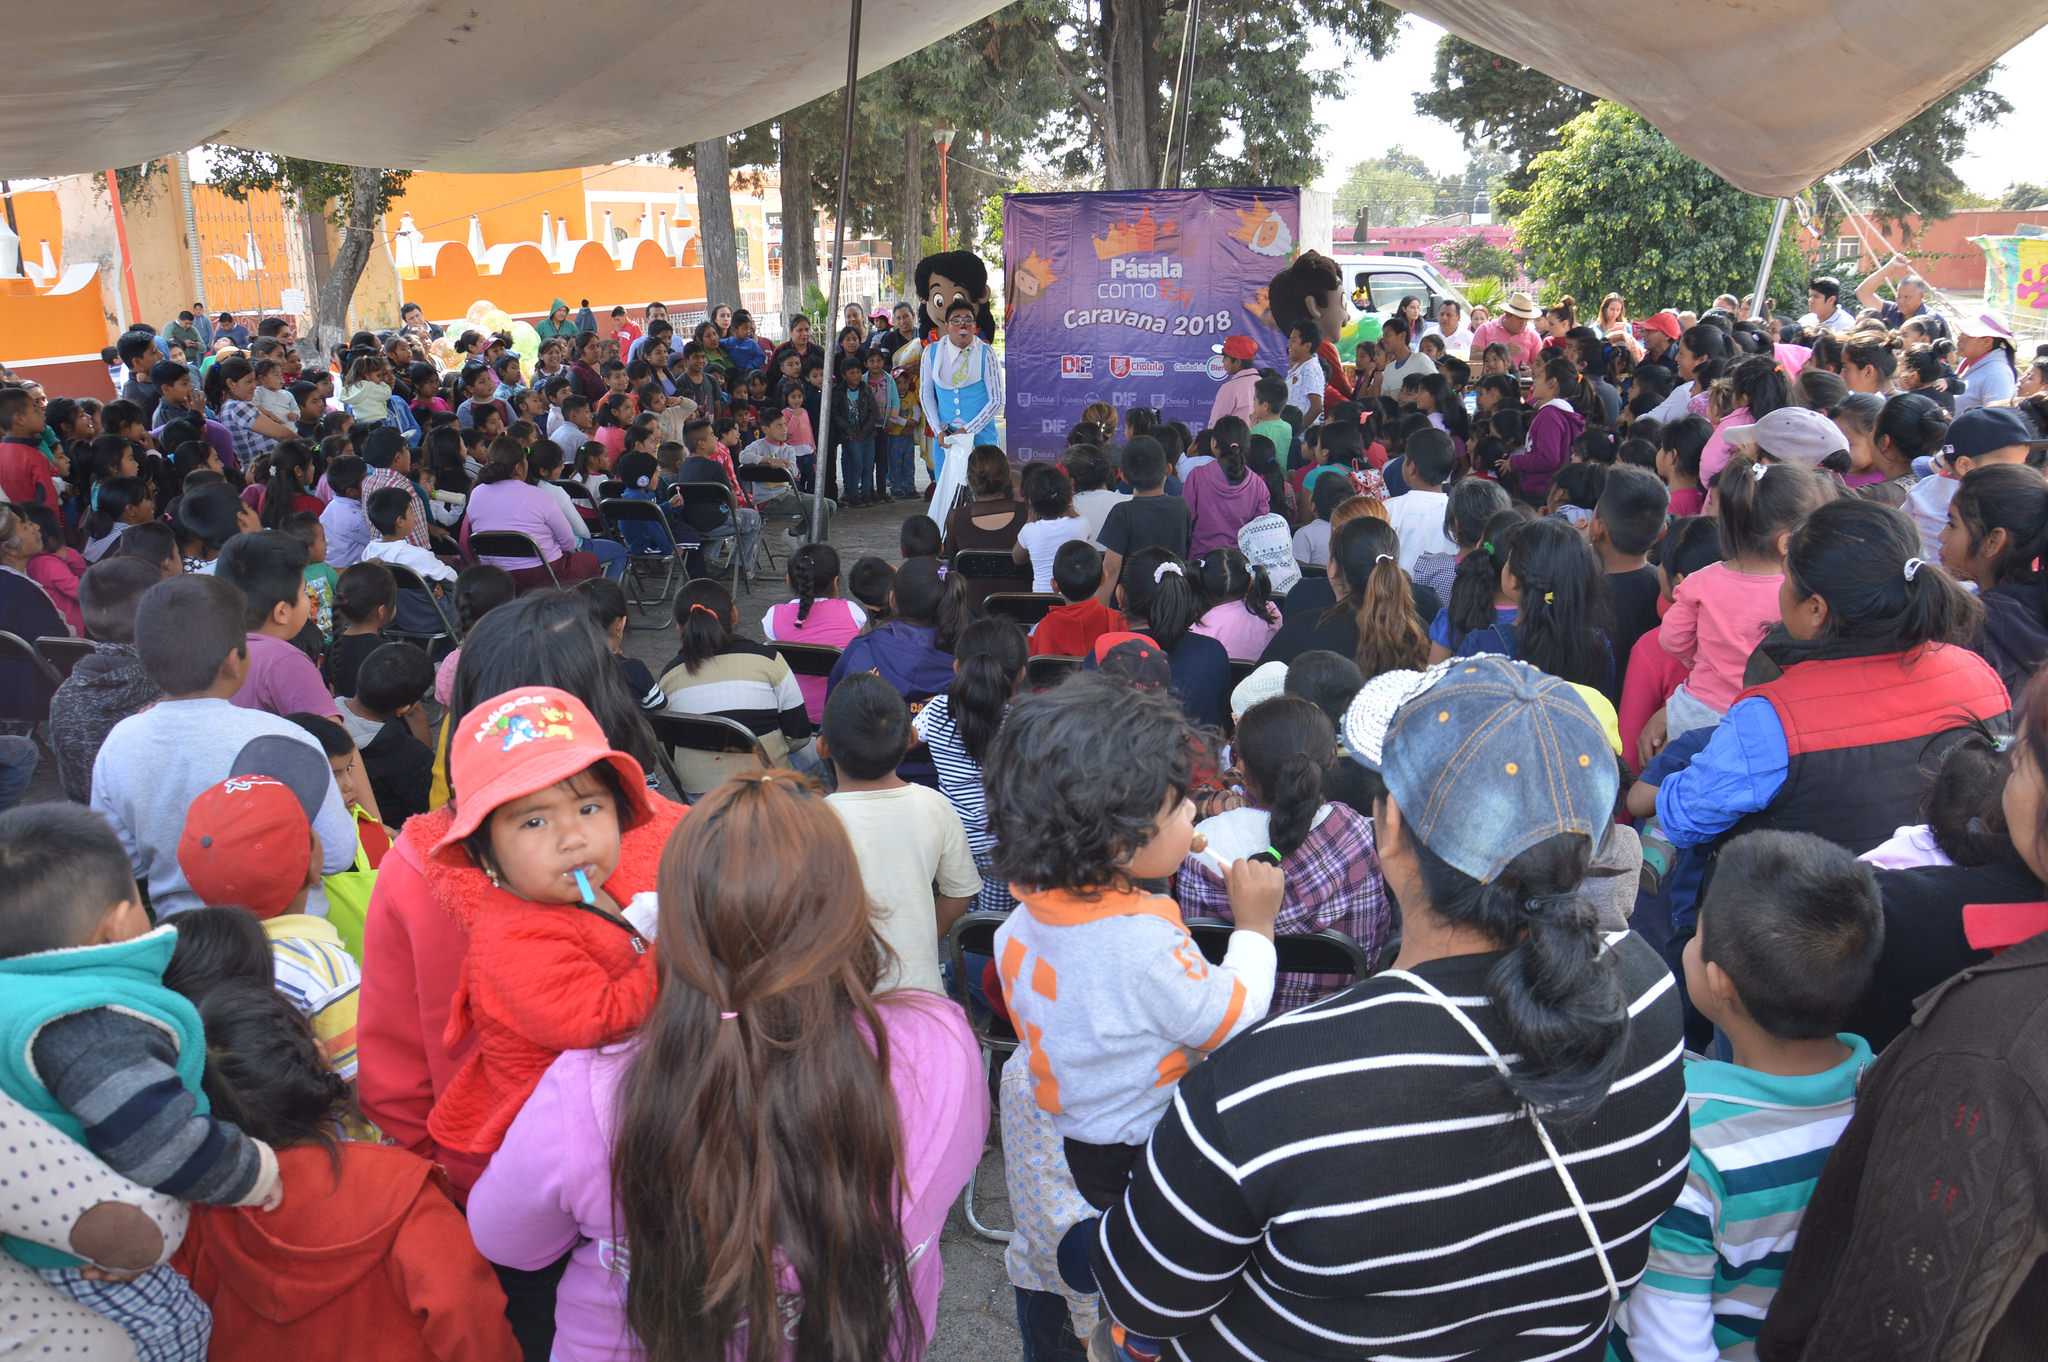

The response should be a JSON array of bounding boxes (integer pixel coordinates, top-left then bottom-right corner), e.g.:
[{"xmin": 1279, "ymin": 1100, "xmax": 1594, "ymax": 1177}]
[{"xmin": 436, "ymin": 686, "xmax": 655, "ymax": 853}]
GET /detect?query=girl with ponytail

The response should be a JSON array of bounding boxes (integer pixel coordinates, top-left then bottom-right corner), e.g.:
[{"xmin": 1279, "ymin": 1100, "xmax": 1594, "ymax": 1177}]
[
  {"xmin": 1175, "ymin": 695, "xmax": 1392, "ymax": 1009},
  {"xmin": 1185, "ymin": 414, "xmax": 1274, "ymax": 556},
  {"xmin": 1655, "ymin": 497, "xmax": 2007, "ymax": 856},
  {"xmin": 1701, "ymin": 354, "xmax": 1794, "ymax": 482},
  {"xmin": 1500, "ymin": 353, "xmax": 1591, "ymax": 503},
  {"xmin": 1115, "ymin": 546, "xmax": 1231, "ymax": 727},
  {"xmin": 1942, "ymin": 463, "xmax": 2048, "ymax": 699},
  {"xmin": 79, "ymin": 476, "xmax": 156, "ymax": 563},
  {"xmin": 1503, "ymin": 516, "xmax": 1616, "ymax": 695},
  {"xmin": 1190, "ymin": 547, "xmax": 1280, "ymax": 660},
  {"xmin": 257, "ymin": 439, "xmax": 322, "ymax": 529},
  {"xmin": 916, "ymin": 616, "xmax": 1028, "ymax": 912},
  {"xmin": 762, "ymin": 542, "xmax": 865, "ymax": 721},
  {"xmin": 471, "ymin": 770, "xmax": 986, "ymax": 1362},
  {"xmin": 660, "ymin": 578, "xmax": 814, "ymax": 793},
  {"xmin": 1432, "ymin": 507, "xmax": 1529, "ymax": 662}
]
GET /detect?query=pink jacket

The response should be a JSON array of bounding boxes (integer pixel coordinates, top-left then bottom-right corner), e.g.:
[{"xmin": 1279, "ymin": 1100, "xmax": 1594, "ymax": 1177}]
[
  {"xmin": 1183, "ymin": 460, "xmax": 1272, "ymax": 559},
  {"xmin": 1207, "ymin": 369, "xmax": 1258, "ymax": 428},
  {"xmin": 27, "ymin": 548, "xmax": 85, "ymax": 634},
  {"xmin": 466, "ymin": 992, "xmax": 987, "ymax": 1362}
]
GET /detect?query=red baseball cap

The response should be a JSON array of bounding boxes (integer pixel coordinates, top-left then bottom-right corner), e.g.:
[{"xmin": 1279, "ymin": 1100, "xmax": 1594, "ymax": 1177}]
[
  {"xmin": 1221, "ymin": 335, "xmax": 1258, "ymax": 362},
  {"xmin": 1636, "ymin": 312, "xmax": 1682, "ymax": 342},
  {"xmin": 178, "ymin": 774, "xmax": 313, "ymax": 919},
  {"xmin": 437, "ymin": 686, "xmax": 655, "ymax": 853}
]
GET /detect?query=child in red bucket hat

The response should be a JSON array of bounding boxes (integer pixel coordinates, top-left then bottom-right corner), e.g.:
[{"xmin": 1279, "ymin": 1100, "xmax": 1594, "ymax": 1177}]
[{"xmin": 419, "ymin": 686, "xmax": 685, "ymax": 1158}]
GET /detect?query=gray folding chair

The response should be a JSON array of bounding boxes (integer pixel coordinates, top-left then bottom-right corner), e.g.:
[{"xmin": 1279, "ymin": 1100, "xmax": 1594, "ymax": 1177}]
[
  {"xmin": 1182, "ymin": 917, "xmax": 1377, "ymax": 985},
  {"xmin": 34, "ymin": 636, "xmax": 95, "ymax": 681},
  {"xmin": 600, "ymin": 497, "xmax": 695, "ymax": 614},
  {"xmin": 944, "ymin": 910, "xmax": 1017, "ymax": 1244},
  {"xmin": 468, "ymin": 530, "xmax": 560, "ymax": 590},
  {"xmin": 379, "ymin": 563, "xmax": 462, "ymax": 649}
]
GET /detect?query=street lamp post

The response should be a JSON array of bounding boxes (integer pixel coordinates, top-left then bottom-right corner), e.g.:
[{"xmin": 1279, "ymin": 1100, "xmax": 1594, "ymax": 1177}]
[{"xmin": 934, "ymin": 127, "xmax": 957, "ymax": 250}]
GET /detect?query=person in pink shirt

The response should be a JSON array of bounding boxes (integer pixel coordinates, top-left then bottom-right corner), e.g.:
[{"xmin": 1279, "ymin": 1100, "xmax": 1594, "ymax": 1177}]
[
  {"xmin": 1698, "ymin": 354, "xmax": 1793, "ymax": 484},
  {"xmin": 213, "ymin": 528, "xmax": 342, "ymax": 719},
  {"xmin": 462, "ymin": 441, "xmax": 602, "ymax": 590},
  {"xmin": 1658, "ymin": 453, "xmax": 1830, "ymax": 739},
  {"xmin": 1183, "ymin": 417, "xmax": 1276, "ymax": 557},
  {"xmin": 1190, "ymin": 547, "xmax": 1281, "ymax": 660},
  {"xmin": 467, "ymin": 771, "xmax": 986, "ymax": 1362},
  {"xmin": 1206, "ymin": 335, "xmax": 1261, "ymax": 427},
  {"xmin": 762, "ymin": 542, "xmax": 868, "ymax": 722},
  {"xmin": 1468, "ymin": 291, "xmax": 1545, "ymax": 371}
]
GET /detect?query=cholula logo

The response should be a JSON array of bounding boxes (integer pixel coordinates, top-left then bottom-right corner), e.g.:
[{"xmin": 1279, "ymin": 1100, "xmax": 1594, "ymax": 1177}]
[{"xmin": 1109, "ymin": 357, "xmax": 1164, "ymax": 378}]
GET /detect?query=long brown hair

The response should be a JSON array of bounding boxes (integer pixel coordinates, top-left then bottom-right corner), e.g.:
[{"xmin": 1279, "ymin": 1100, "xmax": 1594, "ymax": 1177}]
[
  {"xmin": 1324, "ymin": 516, "xmax": 1426, "ymax": 679},
  {"xmin": 611, "ymin": 771, "xmax": 915, "ymax": 1362}
]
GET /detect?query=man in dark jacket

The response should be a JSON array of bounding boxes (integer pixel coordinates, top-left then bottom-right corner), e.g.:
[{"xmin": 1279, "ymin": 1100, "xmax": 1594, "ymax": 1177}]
[{"xmin": 47, "ymin": 558, "xmax": 165, "ymax": 802}]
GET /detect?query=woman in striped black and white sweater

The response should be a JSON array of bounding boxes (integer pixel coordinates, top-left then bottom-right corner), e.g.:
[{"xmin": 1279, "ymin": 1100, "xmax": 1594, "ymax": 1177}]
[{"xmin": 1091, "ymin": 656, "xmax": 1688, "ymax": 1362}]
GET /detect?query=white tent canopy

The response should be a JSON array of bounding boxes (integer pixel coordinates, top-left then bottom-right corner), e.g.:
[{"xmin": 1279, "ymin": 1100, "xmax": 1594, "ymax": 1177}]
[{"xmin": 0, "ymin": 1, "xmax": 2040, "ymax": 194}]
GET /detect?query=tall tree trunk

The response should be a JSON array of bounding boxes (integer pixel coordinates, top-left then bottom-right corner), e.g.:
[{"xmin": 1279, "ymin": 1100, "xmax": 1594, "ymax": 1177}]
[
  {"xmin": 779, "ymin": 119, "xmax": 816, "ymax": 328},
  {"xmin": 895, "ymin": 123, "xmax": 924, "ymax": 302},
  {"xmin": 693, "ymin": 137, "xmax": 741, "ymax": 312},
  {"xmin": 1099, "ymin": 0, "xmax": 1158, "ymax": 189},
  {"xmin": 310, "ymin": 164, "xmax": 383, "ymax": 358}
]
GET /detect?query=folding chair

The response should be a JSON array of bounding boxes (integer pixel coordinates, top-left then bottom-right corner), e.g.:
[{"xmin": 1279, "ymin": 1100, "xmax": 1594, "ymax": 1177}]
[
  {"xmin": 0, "ymin": 630, "xmax": 64, "ymax": 723},
  {"xmin": 468, "ymin": 531, "xmax": 561, "ymax": 590},
  {"xmin": 943, "ymin": 910, "xmax": 1017, "ymax": 1243},
  {"xmin": 1228, "ymin": 657, "xmax": 1259, "ymax": 689},
  {"xmin": 739, "ymin": 468, "xmax": 805, "ymax": 576},
  {"xmin": 378, "ymin": 564, "xmax": 462, "ymax": 649},
  {"xmin": 663, "ymin": 483, "xmax": 747, "ymax": 596},
  {"xmin": 35, "ymin": 636, "xmax": 95, "ymax": 681},
  {"xmin": 601, "ymin": 497, "xmax": 695, "ymax": 613},
  {"xmin": 649, "ymin": 710, "xmax": 772, "ymax": 798},
  {"xmin": 598, "ymin": 479, "xmax": 626, "ymax": 501},
  {"xmin": 1025, "ymin": 654, "xmax": 1080, "ymax": 690},
  {"xmin": 553, "ymin": 478, "xmax": 609, "ymax": 536},
  {"xmin": 983, "ymin": 592, "xmax": 1063, "ymax": 628},
  {"xmin": 949, "ymin": 550, "xmax": 1033, "ymax": 600},
  {"xmin": 1296, "ymin": 562, "xmax": 1328, "ymax": 579},
  {"xmin": 771, "ymin": 641, "xmax": 843, "ymax": 682},
  {"xmin": 1183, "ymin": 918, "xmax": 1377, "ymax": 986}
]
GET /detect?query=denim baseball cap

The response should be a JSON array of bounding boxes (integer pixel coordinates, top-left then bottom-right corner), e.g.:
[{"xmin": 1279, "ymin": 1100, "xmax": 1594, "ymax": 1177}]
[{"xmin": 1378, "ymin": 655, "xmax": 1619, "ymax": 883}]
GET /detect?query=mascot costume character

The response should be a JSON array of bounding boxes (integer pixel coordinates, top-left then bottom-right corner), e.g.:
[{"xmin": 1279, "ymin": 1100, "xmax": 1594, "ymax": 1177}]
[
  {"xmin": 1267, "ymin": 250, "xmax": 1355, "ymax": 409},
  {"xmin": 914, "ymin": 249, "xmax": 1001, "ymax": 518}
]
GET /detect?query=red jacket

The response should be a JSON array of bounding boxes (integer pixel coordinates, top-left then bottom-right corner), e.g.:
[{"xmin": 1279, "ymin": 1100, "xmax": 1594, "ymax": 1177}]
[
  {"xmin": 0, "ymin": 438, "xmax": 61, "ymax": 521},
  {"xmin": 358, "ymin": 797, "xmax": 683, "ymax": 1188},
  {"xmin": 173, "ymin": 1144, "xmax": 518, "ymax": 1362},
  {"xmin": 1030, "ymin": 597, "xmax": 1124, "ymax": 658}
]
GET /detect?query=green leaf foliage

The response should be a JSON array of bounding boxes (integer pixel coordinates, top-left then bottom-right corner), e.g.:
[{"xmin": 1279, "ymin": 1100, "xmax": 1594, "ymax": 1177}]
[
  {"xmin": 207, "ymin": 149, "xmax": 410, "ymax": 227},
  {"xmin": 1514, "ymin": 104, "xmax": 1808, "ymax": 311}
]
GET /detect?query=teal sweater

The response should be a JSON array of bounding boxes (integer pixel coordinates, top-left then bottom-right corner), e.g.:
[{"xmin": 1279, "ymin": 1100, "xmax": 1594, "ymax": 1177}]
[{"xmin": 0, "ymin": 926, "xmax": 211, "ymax": 1268}]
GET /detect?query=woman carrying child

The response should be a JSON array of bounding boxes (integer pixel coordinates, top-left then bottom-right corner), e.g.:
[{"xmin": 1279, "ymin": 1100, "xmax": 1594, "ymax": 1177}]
[{"xmin": 469, "ymin": 771, "xmax": 986, "ymax": 1362}]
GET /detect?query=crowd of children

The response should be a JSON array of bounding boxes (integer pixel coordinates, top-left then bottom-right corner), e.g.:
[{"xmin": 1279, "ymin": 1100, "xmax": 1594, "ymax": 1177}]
[{"xmin": 4, "ymin": 282, "xmax": 2048, "ymax": 1362}]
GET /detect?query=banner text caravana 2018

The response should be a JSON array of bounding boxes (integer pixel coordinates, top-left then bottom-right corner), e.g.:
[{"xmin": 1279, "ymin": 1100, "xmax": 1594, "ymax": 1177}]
[{"xmin": 1000, "ymin": 188, "xmax": 1303, "ymax": 462}]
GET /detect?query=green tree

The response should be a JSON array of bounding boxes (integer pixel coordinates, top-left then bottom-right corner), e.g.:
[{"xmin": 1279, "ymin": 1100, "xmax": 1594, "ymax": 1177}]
[
  {"xmin": 1834, "ymin": 69, "xmax": 2010, "ymax": 229},
  {"xmin": 1514, "ymin": 104, "xmax": 1807, "ymax": 311},
  {"xmin": 208, "ymin": 151, "xmax": 411, "ymax": 353},
  {"xmin": 1435, "ymin": 231, "xmax": 1520, "ymax": 285},
  {"xmin": 1333, "ymin": 149, "xmax": 1439, "ymax": 230},
  {"xmin": 2000, "ymin": 182, "xmax": 2048, "ymax": 211}
]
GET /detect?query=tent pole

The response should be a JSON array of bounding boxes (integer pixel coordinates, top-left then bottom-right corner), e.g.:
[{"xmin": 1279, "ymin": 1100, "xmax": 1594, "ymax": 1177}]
[
  {"xmin": 812, "ymin": 0, "xmax": 863, "ymax": 544},
  {"xmin": 104, "ymin": 169, "xmax": 144, "ymax": 324},
  {"xmin": 1749, "ymin": 196, "xmax": 1790, "ymax": 324}
]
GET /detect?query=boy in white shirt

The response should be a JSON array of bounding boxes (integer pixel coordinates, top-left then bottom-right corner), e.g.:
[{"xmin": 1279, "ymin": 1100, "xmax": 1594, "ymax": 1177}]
[
  {"xmin": 1382, "ymin": 428, "xmax": 1459, "ymax": 571},
  {"xmin": 819, "ymin": 675, "xmax": 981, "ymax": 994},
  {"xmin": 360, "ymin": 487, "xmax": 457, "ymax": 584}
]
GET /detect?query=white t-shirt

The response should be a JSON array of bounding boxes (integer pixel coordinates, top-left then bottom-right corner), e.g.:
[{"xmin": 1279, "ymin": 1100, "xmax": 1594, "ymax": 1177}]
[
  {"xmin": 1800, "ymin": 306, "xmax": 1855, "ymax": 334},
  {"xmin": 1379, "ymin": 350, "xmax": 1439, "ymax": 398},
  {"xmin": 1291, "ymin": 518, "xmax": 1331, "ymax": 566},
  {"xmin": 1422, "ymin": 323, "xmax": 1475, "ymax": 357},
  {"xmin": 1016, "ymin": 516, "xmax": 1091, "ymax": 592},
  {"xmin": 1384, "ymin": 489, "xmax": 1456, "ymax": 572},
  {"xmin": 362, "ymin": 537, "xmax": 458, "ymax": 582},
  {"xmin": 1073, "ymin": 488, "xmax": 1122, "ymax": 546},
  {"xmin": 1285, "ymin": 356, "xmax": 1325, "ymax": 417},
  {"xmin": 827, "ymin": 785, "xmax": 983, "ymax": 994}
]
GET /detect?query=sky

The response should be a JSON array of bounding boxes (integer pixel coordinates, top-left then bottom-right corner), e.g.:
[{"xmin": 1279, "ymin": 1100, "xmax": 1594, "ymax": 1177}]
[{"xmin": 1308, "ymin": 15, "xmax": 2048, "ymax": 200}]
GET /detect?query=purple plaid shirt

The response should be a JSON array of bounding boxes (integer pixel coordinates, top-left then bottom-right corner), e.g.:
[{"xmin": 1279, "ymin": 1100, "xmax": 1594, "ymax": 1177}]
[
  {"xmin": 1173, "ymin": 802, "xmax": 1391, "ymax": 1012},
  {"xmin": 218, "ymin": 398, "xmax": 276, "ymax": 470}
]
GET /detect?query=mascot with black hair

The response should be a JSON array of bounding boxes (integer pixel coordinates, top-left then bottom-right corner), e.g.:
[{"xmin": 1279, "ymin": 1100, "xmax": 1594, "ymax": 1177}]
[{"xmin": 913, "ymin": 249, "xmax": 1002, "ymax": 517}]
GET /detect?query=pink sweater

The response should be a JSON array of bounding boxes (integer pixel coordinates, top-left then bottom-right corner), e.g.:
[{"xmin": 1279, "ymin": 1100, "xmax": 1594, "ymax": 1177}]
[
  {"xmin": 464, "ymin": 478, "xmax": 584, "ymax": 568},
  {"xmin": 466, "ymin": 992, "xmax": 986, "ymax": 1362},
  {"xmin": 1183, "ymin": 460, "xmax": 1272, "ymax": 558},
  {"xmin": 1659, "ymin": 560, "xmax": 1784, "ymax": 711}
]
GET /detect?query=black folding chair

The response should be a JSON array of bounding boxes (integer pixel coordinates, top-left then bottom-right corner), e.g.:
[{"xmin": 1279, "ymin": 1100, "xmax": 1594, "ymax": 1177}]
[
  {"xmin": 772, "ymin": 641, "xmax": 843, "ymax": 681},
  {"xmin": 1183, "ymin": 918, "xmax": 1377, "ymax": 986},
  {"xmin": 950, "ymin": 550, "xmax": 1033, "ymax": 599},
  {"xmin": 666, "ymin": 482, "xmax": 750, "ymax": 596},
  {"xmin": 379, "ymin": 563, "xmax": 462, "ymax": 648},
  {"xmin": 553, "ymin": 478, "xmax": 609, "ymax": 535},
  {"xmin": 467, "ymin": 531, "xmax": 560, "ymax": 590},
  {"xmin": 1296, "ymin": 562, "xmax": 1328, "ymax": 578},
  {"xmin": 0, "ymin": 630, "xmax": 64, "ymax": 722},
  {"xmin": 739, "ymin": 467, "xmax": 805, "ymax": 575},
  {"xmin": 944, "ymin": 910, "xmax": 1017, "ymax": 1243},
  {"xmin": 598, "ymin": 479, "xmax": 626, "ymax": 500},
  {"xmin": 983, "ymin": 592, "xmax": 1063, "ymax": 628},
  {"xmin": 1025, "ymin": 654, "xmax": 1081, "ymax": 689},
  {"xmin": 35, "ymin": 636, "xmax": 95, "ymax": 681},
  {"xmin": 649, "ymin": 710, "xmax": 772, "ymax": 797},
  {"xmin": 600, "ymin": 497, "xmax": 695, "ymax": 613},
  {"xmin": 1228, "ymin": 657, "xmax": 1259, "ymax": 688}
]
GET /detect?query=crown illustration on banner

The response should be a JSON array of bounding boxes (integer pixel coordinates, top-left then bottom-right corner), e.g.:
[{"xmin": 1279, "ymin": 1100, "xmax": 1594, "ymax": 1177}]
[
  {"xmin": 1093, "ymin": 207, "xmax": 1182, "ymax": 259},
  {"xmin": 1231, "ymin": 199, "xmax": 1295, "ymax": 258}
]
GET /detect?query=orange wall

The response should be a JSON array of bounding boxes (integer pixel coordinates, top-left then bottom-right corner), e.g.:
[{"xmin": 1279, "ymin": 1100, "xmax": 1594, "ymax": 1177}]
[
  {"xmin": 400, "ymin": 238, "xmax": 710, "ymax": 330},
  {"xmin": 1798, "ymin": 209, "xmax": 2048, "ymax": 294}
]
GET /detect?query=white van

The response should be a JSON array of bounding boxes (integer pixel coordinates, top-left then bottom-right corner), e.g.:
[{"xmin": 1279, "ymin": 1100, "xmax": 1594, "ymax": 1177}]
[{"xmin": 1329, "ymin": 253, "xmax": 1470, "ymax": 323}]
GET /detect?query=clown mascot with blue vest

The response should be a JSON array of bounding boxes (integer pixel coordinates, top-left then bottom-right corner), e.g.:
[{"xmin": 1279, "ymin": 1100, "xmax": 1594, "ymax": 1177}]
[{"xmin": 915, "ymin": 250, "xmax": 1001, "ymax": 519}]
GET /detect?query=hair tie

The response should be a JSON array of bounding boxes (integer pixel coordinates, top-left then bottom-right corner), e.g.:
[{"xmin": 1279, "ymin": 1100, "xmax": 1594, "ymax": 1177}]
[
  {"xmin": 1153, "ymin": 561, "xmax": 1183, "ymax": 583},
  {"xmin": 1374, "ymin": 553, "xmax": 1393, "ymax": 565},
  {"xmin": 689, "ymin": 602, "xmax": 720, "ymax": 618},
  {"xmin": 1903, "ymin": 557, "xmax": 1927, "ymax": 582},
  {"xmin": 89, "ymin": 483, "xmax": 100, "ymax": 512},
  {"xmin": 1480, "ymin": 540, "xmax": 1494, "ymax": 554},
  {"xmin": 1752, "ymin": 463, "xmax": 1767, "ymax": 481},
  {"xmin": 1544, "ymin": 591, "xmax": 1555, "ymax": 604},
  {"xmin": 719, "ymin": 1011, "xmax": 738, "ymax": 1021}
]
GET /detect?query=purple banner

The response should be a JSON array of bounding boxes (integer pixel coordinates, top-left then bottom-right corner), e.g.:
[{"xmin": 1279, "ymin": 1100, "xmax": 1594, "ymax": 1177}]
[{"xmin": 1001, "ymin": 188, "xmax": 1301, "ymax": 462}]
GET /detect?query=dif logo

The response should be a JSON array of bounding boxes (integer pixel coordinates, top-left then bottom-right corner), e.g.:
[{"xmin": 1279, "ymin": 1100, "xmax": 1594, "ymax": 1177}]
[{"xmin": 1060, "ymin": 355, "xmax": 1094, "ymax": 379}]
